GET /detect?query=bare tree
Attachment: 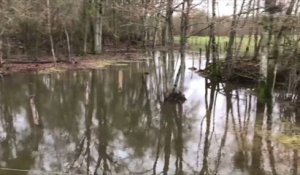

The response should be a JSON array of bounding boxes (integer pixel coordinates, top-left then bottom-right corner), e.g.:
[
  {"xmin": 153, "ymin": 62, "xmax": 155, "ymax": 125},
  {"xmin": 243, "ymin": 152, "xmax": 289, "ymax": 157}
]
[
  {"xmin": 166, "ymin": 0, "xmax": 174, "ymax": 48},
  {"xmin": 180, "ymin": 0, "xmax": 192, "ymax": 69},
  {"xmin": 94, "ymin": 0, "xmax": 103, "ymax": 54},
  {"xmin": 0, "ymin": 39, "xmax": 3, "ymax": 67},
  {"xmin": 226, "ymin": 0, "xmax": 238, "ymax": 61},
  {"xmin": 224, "ymin": 0, "xmax": 238, "ymax": 78},
  {"xmin": 210, "ymin": 0, "xmax": 217, "ymax": 74},
  {"xmin": 46, "ymin": 0, "xmax": 56, "ymax": 63}
]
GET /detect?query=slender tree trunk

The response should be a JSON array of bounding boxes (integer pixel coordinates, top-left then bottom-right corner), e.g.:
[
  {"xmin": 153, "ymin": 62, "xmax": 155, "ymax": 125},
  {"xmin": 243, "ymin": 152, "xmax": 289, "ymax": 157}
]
[
  {"xmin": 83, "ymin": 0, "xmax": 90, "ymax": 55},
  {"xmin": 46, "ymin": 0, "xmax": 56, "ymax": 63},
  {"xmin": 64, "ymin": 27, "xmax": 71, "ymax": 62},
  {"xmin": 180, "ymin": 0, "xmax": 192, "ymax": 69},
  {"xmin": 244, "ymin": 29, "xmax": 253, "ymax": 58},
  {"xmin": 226, "ymin": 0, "xmax": 237, "ymax": 61},
  {"xmin": 295, "ymin": 0, "xmax": 300, "ymax": 14},
  {"xmin": 225, "ymin": 0, "xmax": 237, "ymax": 78},
  {"xmin": 152, "ymin": 18, "xmax": 159, "ymax": 48},
  {"xmin": 141, "ymin": 1, "xmax": 149, "ymax": 48},
  {"xmin": 259, "ymin": 0, "xmax": 276, "ymax": 79},
  {"xmin": 94, "ymin": 0, "xmax": 103, "ymax": 54},
  {"xmin": 235, "ymin": 0, "xmax": 250, "ymax": 59},
  {"xmin": 245, "ymin": 1, "xmax": 256, "ymax": 58},
  {"xmin": 161, "ymin": 22, "xmax": 167, "ymax": 47},
  {"xmin": 256, "ymin": 0, "xmax": 277, "ymax": 102},
  {"xmin": 210, "ymin": 0, "xmax": 217, "ymax": 74},
  {"xmin": 5, "ymin": 37, "xmax": 10, "ymax": 60},
  {"xmin": 166, "ymin": 0, "xmax": 174, "ymax": 49},
  {"xmin": 236, "ymin": 34, "xmax": 244, "ymax": 59},
  {"xmin": 253, "ymin": 0, "xmax": 261, "ymax": 60},
  {"xmin": 0, "ymin": 38, "xmax": 3, "ymax": 67}
]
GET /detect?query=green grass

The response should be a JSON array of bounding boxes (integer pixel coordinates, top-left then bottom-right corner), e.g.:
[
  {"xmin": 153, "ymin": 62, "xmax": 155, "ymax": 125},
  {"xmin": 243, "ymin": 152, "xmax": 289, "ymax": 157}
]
[{"xmin": 175, "ymin": 36, "xmax": 257, "ymax": 55}]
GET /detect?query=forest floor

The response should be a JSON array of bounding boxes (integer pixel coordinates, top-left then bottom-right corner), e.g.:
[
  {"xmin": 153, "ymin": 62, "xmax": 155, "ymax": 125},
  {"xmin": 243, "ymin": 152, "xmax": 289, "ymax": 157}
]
[{"xmin": 0, "ymin": 52, "xmax": 147, "ymax": 76}]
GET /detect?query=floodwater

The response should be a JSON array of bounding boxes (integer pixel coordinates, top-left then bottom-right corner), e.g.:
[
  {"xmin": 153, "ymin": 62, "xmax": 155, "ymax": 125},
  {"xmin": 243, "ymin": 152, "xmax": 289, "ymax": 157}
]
[{"xmin": 0, "ymin": 51, "xmax": 299, "ymax": 175}]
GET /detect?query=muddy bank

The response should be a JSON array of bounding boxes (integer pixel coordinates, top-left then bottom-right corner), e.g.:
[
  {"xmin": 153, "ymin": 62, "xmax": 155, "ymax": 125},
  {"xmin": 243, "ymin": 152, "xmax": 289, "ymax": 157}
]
[{"xmin": 0, "ymin": 52, "xmax": 147, "ymax": 76}]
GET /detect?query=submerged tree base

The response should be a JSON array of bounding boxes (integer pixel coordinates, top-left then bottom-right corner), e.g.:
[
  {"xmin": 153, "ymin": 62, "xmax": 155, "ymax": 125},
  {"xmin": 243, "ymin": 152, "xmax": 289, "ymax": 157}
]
[{"xmin": 165, "ymin": 91, "xmax": 187, "ymax": 104}]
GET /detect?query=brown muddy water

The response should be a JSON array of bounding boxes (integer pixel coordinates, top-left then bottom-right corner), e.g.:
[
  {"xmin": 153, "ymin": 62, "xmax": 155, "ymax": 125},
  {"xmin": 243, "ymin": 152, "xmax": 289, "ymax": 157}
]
[{"xmin": 0, "ymin": 51, "xmax": 299, "ymax": 175}]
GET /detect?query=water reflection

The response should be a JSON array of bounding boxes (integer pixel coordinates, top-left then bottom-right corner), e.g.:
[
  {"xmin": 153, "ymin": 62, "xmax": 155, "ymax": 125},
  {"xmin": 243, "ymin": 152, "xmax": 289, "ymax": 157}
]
[{"xmin": 0, "ymin": 52, "xmax": 299, "ymax": 175}]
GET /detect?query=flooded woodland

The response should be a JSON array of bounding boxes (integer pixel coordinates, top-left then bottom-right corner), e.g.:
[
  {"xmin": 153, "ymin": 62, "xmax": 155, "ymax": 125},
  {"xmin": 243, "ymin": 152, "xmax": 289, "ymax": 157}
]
[
  {"xmin": 0, "ymin": 52, "xmax": 299, "ymax": 175},
  {"xmin": 1, "ymin": 0, "xmax": 300, "ymax": 175}
]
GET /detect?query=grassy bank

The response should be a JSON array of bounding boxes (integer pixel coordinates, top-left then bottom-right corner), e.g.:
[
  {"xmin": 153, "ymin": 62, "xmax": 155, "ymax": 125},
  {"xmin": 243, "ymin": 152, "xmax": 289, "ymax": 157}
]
[{"xmin": 175, "ymin": 36, "xmax": 256, "ymax": 54}]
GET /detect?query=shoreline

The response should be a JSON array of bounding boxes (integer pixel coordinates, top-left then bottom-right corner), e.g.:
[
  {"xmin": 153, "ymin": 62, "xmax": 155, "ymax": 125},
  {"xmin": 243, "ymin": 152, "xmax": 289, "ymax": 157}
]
[{"xmin": 0, "ymin": 52, "xmax": 147, "ymax": 76}]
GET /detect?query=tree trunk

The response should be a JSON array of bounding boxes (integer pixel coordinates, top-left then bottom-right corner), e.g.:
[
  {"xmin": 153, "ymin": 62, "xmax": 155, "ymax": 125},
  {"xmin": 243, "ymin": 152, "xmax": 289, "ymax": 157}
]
[
  {"xmin": 180, "ymin": 0, "xmax": 192, "ymax": 69},
  {"xmin": 64, "ymin": 27, "xmax": 71, "ymax": 62},
  {"xmin": 94, "ymin": 0, "xmax": 103, "ymax": 54},
  {"xmin": 225, "ymin": 0, "xmax": 238, "ymax": 78},
  {"xmin": 166, "ymin": 0, "xmax": 174, "ymax": 49},
  {"xmin": 46, "ymin": 0, "xmax": 56, "ymax": 63},
  {"xmin": 226, "ymin": 0, "xmax": 237, "ymax": 61},
  {"xmin": 253, "ymin": 0, "xmax": 261, "ymax": 60},
  {"xmin": 0, "ymin": 38, "xmax": 2, "ymax": 67},
  {"xmin": 83, "ymin": 0, "xmax": 90, "ymax": 55},
  {"xmin": 141, "ymin": 1, "xmax": 149, "ymax": 48},
  {"xmin": 5, "ymin": 37, "xmax": 10, "ymax": 60},
  {"xmin": 152, "ymin": 19, "xmax": 158, "ymax": 48},
  {"xmin": 161, "ymin": 22, "xmax": 167, "ymax": 47},
  {"xmin": 210, "ymin": 0, "xmax": 217, "ymax": 74},
  {"xmin": 259, "ymin": 0, "xmax": 276, "ymax": 79}
]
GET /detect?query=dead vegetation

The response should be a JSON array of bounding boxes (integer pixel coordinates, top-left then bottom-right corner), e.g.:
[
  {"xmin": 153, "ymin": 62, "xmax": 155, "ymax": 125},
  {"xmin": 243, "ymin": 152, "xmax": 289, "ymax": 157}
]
[
  {"xmin": 197, "ymin": 59, "xmax": 290, "ymax": 85},
  {"xmin": 0, "ymin": 52, "xmax": 147, "ymax": 75}
]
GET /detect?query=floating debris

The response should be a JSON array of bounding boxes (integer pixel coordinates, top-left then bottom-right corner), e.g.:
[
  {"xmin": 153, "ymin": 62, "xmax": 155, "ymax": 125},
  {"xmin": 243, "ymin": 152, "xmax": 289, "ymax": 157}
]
[{"xmin": 188, "ymin": 67, "xmax": 197, "ymax": 71}]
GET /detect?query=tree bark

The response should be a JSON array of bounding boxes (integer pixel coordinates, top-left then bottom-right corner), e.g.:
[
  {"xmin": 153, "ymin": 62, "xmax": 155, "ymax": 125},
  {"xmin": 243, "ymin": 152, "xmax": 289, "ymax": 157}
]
[
  {"xmin": 226, "ymin": 0, "xmax": 237, "ymax": 61},
  {"xmin": 83, "ymin": 0, "xmax": 90, "ymax": 55},
  {"xmin": 0, "ymin": 38, "xmax": 2, "ymax": 67},
  {"xmin": 166, "ymin": 0, "xmax": 174, "ymax": 49},
  {"xmin": 46, "ymin": 0, "xmax": 56, "ymax": 64},
  {"xmin": 180, "ymin": 0, "xmax": 192, "ymax": 69},
  {"xmin": 210, "ymin": 0, "xmax": 217, "ymax": 74},
  {"xmin": 253, "ymin": 0, "xmax": 261, "ymax": 60},
  {"xmin": 94, "ymin": 0, "xmax": 103, "ymax": 54},
  {"xmin": 64, "ymin": 27, "xmax": 71, "ymax": 62},
  {"xmin": 225, "ymin": 0, "xmax": 238, "ymax": 78},
  {"xmin": 161, "ymin": 21, "xmax": 167, "ymax": 47}
]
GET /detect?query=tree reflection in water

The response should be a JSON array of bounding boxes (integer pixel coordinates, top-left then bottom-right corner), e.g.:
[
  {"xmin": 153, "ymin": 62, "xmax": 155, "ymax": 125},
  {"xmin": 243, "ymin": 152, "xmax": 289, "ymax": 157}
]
[{"xmin": 0, "ymin": 51, "xmax": 299, "ymax": 175}]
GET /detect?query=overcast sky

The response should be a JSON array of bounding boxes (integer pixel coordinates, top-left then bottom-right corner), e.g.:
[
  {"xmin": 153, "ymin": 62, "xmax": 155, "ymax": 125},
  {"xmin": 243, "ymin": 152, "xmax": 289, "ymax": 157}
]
[{"xmin": 193, "ymin": 0, "xmax": 243, "ymax": 16}]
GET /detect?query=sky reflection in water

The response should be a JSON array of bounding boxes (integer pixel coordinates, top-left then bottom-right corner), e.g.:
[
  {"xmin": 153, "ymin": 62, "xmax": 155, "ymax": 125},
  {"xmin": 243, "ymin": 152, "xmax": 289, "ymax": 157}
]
[{"xmin": 0, "ymin": 51, "xmax": 299, "ymax": 175}]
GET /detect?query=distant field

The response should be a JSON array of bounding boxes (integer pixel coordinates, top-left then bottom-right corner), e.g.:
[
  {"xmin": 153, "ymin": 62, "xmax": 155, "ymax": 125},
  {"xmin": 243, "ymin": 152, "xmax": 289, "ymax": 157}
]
[{"xmin": 174, "ymin": 36, "xmax": 256, "ymax": 54}]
